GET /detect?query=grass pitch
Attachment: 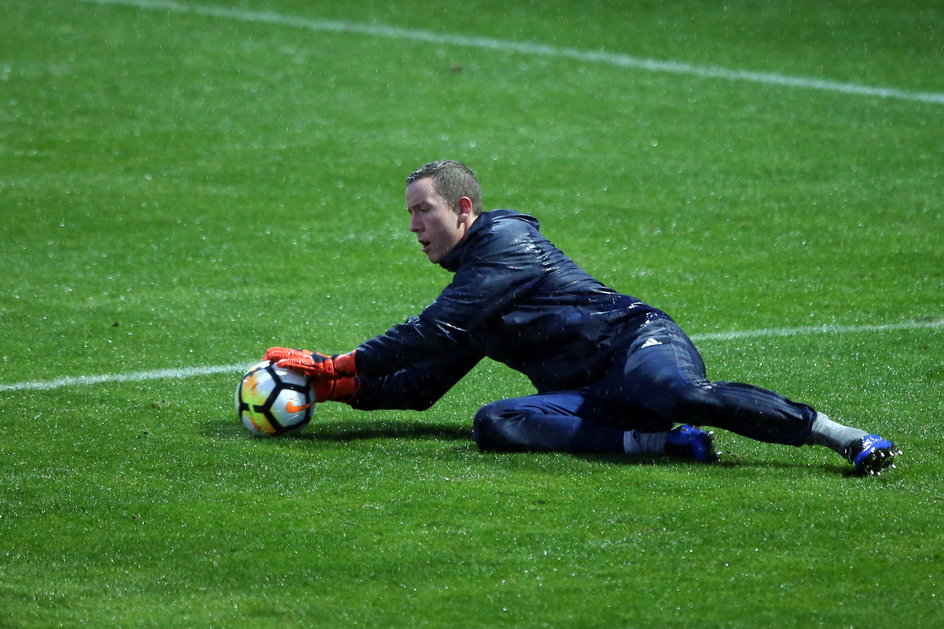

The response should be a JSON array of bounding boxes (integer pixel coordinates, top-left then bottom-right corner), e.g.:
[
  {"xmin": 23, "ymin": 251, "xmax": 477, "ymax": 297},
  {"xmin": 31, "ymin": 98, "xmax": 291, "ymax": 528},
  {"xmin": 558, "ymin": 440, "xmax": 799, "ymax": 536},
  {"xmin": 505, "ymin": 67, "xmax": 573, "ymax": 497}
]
[{"xmin": 1, "ymin": 0, "xmax": 942, "ymax": 627}]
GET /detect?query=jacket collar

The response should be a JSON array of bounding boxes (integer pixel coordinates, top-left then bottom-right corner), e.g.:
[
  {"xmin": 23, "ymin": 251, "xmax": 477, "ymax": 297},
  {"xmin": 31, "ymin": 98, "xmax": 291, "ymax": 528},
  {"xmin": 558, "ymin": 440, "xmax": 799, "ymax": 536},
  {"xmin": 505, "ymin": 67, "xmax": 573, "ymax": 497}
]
[
  {"xmin": 438, "ymin": 210, "xmax": 541, "ymax": 272},
  {"xmin": 438, "ymin": 210, "xmax": 492, "ymax": 272}
]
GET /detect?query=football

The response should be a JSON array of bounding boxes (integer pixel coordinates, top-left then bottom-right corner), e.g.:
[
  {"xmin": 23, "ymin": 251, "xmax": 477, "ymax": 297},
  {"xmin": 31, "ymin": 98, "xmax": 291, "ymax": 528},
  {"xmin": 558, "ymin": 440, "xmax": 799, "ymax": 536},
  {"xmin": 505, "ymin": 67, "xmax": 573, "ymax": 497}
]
[{"xmin": 235, "ymin": 361, "xmax": 315, "ymax": 436}]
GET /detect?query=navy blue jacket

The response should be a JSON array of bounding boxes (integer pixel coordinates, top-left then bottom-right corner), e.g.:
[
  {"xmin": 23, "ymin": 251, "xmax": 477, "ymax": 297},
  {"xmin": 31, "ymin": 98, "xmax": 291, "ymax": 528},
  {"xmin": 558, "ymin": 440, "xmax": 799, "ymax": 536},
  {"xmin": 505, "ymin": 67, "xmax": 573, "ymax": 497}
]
[{"xmin": 351, "ymin": 210, "xmax": 664, "ymax": 410}]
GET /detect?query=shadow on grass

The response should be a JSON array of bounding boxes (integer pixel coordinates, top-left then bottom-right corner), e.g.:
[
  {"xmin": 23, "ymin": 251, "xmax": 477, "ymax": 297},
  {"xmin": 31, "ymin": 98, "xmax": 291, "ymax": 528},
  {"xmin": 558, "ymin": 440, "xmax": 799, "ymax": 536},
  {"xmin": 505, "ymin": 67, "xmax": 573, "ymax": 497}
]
[
  {"xmin": 574, "ymin": 451, "xmax": 852, "ymax": 475},
  {"xmin": 210, "ymin": 418, "xmax": 471, "ymax": 443},
  {"xmin": 213, "ymin": 420, "xmax": 857, "ymax": 474},
  {"xmin": 305, "ymin": 419, "xmax": 472, "ymax": 443}
]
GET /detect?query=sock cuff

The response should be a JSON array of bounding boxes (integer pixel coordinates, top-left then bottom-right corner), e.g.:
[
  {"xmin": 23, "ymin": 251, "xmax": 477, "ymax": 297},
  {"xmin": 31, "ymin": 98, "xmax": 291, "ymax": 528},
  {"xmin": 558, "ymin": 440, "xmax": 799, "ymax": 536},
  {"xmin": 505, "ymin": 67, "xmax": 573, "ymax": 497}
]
[{"xmin": 624, "ymin": 430, "xmax": 668, "ymax": 454}]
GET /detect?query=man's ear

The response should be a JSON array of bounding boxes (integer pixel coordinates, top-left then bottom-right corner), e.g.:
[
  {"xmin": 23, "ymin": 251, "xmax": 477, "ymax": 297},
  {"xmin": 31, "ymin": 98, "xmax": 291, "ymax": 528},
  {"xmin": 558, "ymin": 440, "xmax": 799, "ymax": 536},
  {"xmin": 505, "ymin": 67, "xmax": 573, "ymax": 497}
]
[{"xmin": 457, "ymin": 196, "xmax": 474, "ymax": 221}]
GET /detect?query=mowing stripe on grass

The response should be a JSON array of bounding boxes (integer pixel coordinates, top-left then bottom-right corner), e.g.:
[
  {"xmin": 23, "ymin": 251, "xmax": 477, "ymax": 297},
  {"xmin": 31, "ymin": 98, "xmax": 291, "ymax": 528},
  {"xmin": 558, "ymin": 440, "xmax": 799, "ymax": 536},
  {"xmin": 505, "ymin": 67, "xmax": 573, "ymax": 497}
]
[
  {"xmin": 2, "ymin": 319, "xmax": 940, "ymax": 392},
  {"xmin": 74, "ymin": 0, "xmax": 944, "ymax": 105}
]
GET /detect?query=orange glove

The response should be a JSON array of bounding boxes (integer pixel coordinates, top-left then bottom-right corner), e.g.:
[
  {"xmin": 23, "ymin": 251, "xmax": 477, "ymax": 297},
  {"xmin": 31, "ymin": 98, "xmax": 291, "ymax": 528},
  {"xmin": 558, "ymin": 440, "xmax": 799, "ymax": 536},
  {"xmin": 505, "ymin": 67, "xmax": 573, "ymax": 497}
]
[
  {"xmin": 263, "ymin": 347, "xmax": 357, "ymax": 380},
  {"xmin": 313, "ymin": 376, "xmax": 359, "ymax": 404},
  {"xmin": 263, "ymin": 347, "xmax": 308, "ymax": 363}
]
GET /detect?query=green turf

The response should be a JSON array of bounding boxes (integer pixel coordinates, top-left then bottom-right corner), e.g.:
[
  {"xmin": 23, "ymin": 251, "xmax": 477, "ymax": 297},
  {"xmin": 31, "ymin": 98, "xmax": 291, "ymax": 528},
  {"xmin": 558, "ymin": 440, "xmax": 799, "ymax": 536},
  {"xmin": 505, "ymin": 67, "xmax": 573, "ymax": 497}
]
[{"xmin": 1, "ymin": 0, "xmax": 942, "ymax": 626}]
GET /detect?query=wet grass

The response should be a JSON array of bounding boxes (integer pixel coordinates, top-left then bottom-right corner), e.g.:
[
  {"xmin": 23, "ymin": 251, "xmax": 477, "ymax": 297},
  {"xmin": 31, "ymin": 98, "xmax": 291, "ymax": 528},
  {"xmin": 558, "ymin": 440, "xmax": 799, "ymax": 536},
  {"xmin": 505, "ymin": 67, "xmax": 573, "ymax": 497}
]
[{"xmin": 1, "ymin": 0, "xmax": 942, "ymax": 627}]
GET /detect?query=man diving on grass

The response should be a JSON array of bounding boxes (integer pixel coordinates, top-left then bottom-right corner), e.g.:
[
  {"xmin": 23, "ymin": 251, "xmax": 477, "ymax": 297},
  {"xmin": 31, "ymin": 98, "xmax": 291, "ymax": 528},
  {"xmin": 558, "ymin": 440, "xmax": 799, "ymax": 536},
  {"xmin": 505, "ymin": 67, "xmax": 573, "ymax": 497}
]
[{"xmin": 266, "ymin": 160, "xmax": 900, "ymax": 475}]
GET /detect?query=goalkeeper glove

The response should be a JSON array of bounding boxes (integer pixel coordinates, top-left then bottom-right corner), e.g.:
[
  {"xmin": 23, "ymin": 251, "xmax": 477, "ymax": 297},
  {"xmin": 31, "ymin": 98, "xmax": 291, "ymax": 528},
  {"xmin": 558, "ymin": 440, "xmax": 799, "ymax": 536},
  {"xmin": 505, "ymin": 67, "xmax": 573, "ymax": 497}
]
[
  {"xmin": 313, "ymin": 376, "xmax": 359, "ymax": 404},
  {"xmin": 263, "ymin": 347, "xmax": 357, "ymax": 379},
  {"xmin": 263, "ymin": 347, "xmax": 308, "ymax": 363}
]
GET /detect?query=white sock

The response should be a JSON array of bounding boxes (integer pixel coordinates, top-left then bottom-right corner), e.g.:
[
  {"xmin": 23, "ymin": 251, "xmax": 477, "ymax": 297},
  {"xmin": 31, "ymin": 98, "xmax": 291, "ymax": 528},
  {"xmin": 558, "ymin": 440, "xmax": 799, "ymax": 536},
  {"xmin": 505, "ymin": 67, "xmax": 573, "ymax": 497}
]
[
  {"xmin": 624, "ymin": 430, "xmax": 668, "ymax": 454},
  {"xmin": 806, "ymin": 413, "xmax": 868, "ymax": 454}
]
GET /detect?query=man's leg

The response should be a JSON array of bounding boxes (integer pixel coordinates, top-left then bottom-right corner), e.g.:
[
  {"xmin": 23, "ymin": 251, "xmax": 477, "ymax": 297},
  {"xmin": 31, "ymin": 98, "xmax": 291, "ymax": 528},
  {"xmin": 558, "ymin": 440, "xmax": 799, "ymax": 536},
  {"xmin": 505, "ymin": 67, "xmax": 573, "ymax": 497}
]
[
  {"xmin": 472, "ymin": 391, "xmax": 717, "ymax": 461},
  {"xmin": 590, "ymin": 317, "xmax": 817, "ymax": 445},
  {"xmin": 595, "ymin": 317, "xmax": 898, "ymax": 473},
  {"xmin": 472, "ymin": 392, "xmax": 627, "ymax": 453}
]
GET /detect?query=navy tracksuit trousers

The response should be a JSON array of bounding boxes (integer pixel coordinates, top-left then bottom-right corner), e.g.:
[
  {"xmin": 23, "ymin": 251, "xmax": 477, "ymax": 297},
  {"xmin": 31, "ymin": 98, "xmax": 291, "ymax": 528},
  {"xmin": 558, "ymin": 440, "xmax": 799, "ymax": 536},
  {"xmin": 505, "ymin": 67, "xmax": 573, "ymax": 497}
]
[{"xmin": 473, "ymin": 316, "xmax": 818, "ymax": 453}]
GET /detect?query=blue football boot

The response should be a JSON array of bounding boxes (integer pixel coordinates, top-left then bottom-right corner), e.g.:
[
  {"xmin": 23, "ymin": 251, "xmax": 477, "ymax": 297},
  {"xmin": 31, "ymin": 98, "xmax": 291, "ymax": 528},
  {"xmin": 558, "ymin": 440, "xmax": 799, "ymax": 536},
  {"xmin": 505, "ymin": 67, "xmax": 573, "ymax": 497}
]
[
  {"xmin": 665, "ymin": 425, "xmax": 720, "ymax": 463},
  {"xmin": 844, "ymin": 434, "xmax": 900, "ymax": 476}
]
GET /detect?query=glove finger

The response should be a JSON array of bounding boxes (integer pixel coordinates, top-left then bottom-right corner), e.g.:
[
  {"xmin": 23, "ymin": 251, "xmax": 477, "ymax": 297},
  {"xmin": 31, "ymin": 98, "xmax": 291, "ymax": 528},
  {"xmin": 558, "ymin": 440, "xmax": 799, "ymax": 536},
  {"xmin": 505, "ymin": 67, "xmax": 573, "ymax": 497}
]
[
  {"xmin": 276, "ymin": 357, "xmax": 312, "ymax": 374},
  {"xmin": 264, "ymin": 347, "xmax": 291, "ymax": 361},
  {"xmin": 264, "ymin": 347, "xmax": 308, "ymax": 362}
]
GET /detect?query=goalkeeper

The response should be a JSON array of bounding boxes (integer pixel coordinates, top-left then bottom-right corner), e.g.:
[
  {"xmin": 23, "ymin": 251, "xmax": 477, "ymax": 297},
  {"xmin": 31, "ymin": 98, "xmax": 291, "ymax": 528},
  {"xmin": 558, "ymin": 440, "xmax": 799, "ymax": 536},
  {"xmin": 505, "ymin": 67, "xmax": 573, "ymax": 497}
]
[{"xmin": 266, "ymin": 160, "xmax": 899, "ymax": 475}]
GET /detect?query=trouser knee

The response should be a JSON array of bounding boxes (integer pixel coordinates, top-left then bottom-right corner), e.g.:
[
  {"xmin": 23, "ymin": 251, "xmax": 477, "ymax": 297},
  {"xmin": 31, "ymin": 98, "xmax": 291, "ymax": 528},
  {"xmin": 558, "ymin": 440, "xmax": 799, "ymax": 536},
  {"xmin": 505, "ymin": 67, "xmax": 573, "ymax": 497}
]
[
  {"xmin": 665, "ymin": 379, "xmax": 716, "ymax": 415},
  {"xmin": 472, "ymin": 400, "xmax": 519, "ymax": 452}
]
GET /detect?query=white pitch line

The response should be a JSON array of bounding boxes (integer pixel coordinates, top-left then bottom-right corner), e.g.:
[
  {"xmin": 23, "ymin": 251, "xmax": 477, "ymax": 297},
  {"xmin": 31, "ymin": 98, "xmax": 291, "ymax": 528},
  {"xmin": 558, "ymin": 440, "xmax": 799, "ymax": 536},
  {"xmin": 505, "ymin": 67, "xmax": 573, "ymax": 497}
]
[
  {"xmin": 1, "ymin": 319, "xmax": 941, "ymax": 393},
  {"xmin": 73, "ymin": 0, "xmax": 944, "ymax": 105},
  {"xmin": 689, "ymin": 318, "xmax": 944, "ymax": 341},
  {"xmin": 0, "ymin": 363, "xmax": 254, "ymax": 393}
]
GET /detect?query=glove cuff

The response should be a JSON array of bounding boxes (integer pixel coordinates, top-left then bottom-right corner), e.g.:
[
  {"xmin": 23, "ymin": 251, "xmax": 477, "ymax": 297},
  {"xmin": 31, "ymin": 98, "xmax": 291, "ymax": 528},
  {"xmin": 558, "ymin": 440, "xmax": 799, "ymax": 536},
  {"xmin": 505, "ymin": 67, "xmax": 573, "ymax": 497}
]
[
  {"xmin": 314, "ymin": 376, "xmax": 359, "ymax": 404},
  {"xmin": 332, "ymin": 351, "xmax": 358, "ymax": 377}
]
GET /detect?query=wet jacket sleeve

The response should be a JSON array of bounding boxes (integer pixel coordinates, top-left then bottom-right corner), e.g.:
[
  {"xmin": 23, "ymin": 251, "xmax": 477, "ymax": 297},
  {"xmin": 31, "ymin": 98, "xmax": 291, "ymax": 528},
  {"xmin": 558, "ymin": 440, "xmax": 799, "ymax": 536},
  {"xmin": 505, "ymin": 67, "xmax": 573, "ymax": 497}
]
[{"xmin": 350, "ymin": 349, "xmax": 482, "ymax": 411}]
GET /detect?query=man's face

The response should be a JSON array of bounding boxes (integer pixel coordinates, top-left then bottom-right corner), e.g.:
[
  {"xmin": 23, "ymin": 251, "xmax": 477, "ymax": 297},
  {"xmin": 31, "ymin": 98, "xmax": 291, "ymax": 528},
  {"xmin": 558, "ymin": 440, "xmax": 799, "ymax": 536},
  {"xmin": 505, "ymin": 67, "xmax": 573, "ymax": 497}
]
[{"xmin": 405, "ymin": 177, "xmax": 472, "ymax": 264}]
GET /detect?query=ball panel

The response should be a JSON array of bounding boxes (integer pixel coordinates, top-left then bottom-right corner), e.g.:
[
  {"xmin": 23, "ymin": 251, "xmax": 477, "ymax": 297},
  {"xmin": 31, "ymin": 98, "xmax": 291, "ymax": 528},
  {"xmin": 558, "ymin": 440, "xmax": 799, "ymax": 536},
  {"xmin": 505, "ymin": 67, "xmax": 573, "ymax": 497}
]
[
  {"xmin": 240, "ymin": 407, "xmax": 278, "ymax": 436},
  {"xmin": 241, "ymin": 366, "xmax": 277, "ymax": 408},
  {"xmin": 270, "ymin": 363, "xmax": 309, "ymax": 388},
  {"xmin": 271, "ymin": 387, "xmax": 313, "ymax": 426}
]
